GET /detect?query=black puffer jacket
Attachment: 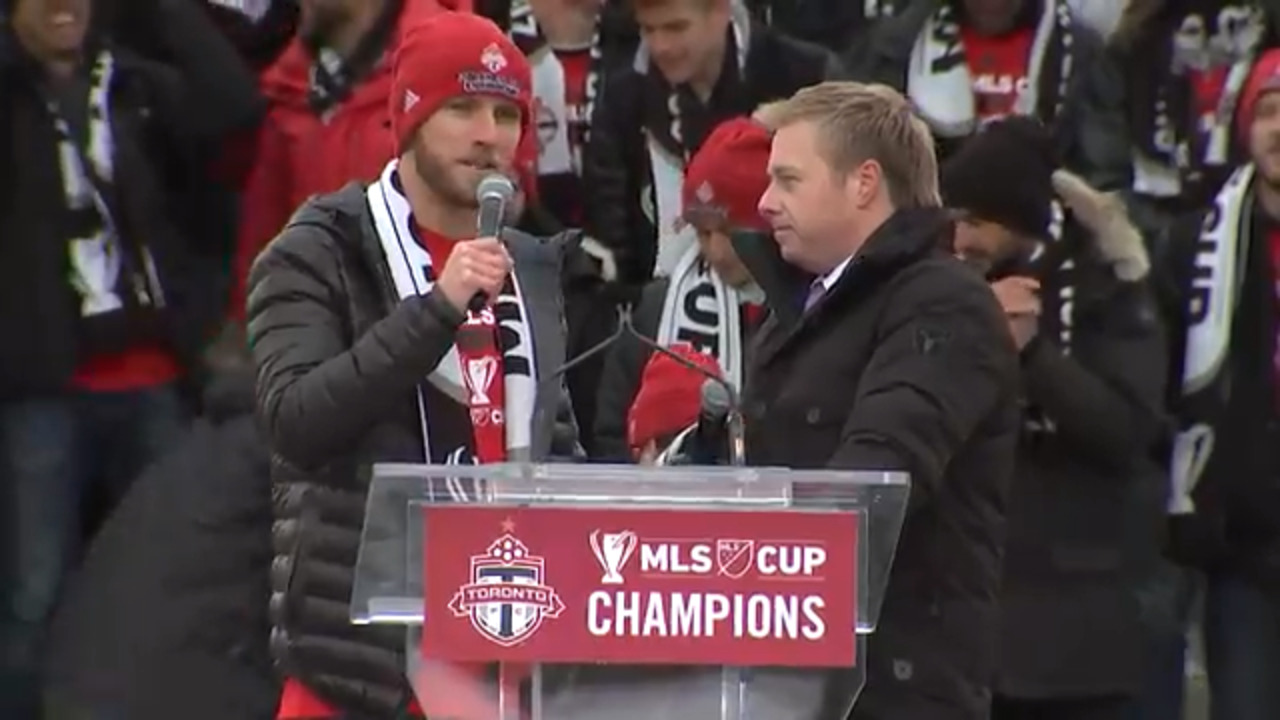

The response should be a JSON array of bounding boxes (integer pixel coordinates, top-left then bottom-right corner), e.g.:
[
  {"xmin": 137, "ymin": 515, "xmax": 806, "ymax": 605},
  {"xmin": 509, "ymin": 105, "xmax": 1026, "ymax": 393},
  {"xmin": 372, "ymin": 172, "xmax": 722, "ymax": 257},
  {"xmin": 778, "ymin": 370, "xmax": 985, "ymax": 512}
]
[
  {"xmin": 247, "ymin": 184, "xmax": 582, "ymax": 716},
  {"xmin": 43, "ymin": 369, "xmax": 277, "ymax": 720}
]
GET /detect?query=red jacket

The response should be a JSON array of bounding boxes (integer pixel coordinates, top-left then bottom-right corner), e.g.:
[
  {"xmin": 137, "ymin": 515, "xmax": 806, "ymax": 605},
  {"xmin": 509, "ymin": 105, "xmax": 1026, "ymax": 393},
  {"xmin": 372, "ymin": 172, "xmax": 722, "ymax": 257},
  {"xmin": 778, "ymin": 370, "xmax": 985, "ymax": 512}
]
[{"xmin": 229, "ymin": 0, "xmax": 473, "ymax": 321}]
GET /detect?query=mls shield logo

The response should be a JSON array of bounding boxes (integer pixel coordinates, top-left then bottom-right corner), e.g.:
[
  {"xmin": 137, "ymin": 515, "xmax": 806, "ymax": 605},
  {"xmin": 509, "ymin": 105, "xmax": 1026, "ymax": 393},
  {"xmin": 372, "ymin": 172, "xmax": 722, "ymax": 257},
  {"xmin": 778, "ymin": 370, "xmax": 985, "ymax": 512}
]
[
  {"xmin": 448, "ymin": 533, "xmax": 564, "ymax": 647},
  {"xmin": 716, "ymin": 538, "xmax": 755, "ymax": 579}
]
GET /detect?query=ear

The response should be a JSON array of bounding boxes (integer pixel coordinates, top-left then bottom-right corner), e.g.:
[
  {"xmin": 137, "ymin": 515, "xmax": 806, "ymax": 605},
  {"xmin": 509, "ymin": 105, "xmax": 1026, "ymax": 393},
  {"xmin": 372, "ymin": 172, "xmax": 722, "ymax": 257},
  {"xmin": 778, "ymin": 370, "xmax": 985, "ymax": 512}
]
[{"xmin": 849, "ymin": 159, "xmax": 882, "ymax": 209}]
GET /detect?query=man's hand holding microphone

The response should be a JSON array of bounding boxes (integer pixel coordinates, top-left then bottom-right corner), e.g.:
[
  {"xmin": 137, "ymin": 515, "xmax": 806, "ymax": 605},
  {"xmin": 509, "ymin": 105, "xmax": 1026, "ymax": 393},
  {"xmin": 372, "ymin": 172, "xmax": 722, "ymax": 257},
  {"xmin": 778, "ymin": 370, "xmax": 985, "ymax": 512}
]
[{"xmin": 435, "ymin": 174, "xmax": 516, "ymax": 314}]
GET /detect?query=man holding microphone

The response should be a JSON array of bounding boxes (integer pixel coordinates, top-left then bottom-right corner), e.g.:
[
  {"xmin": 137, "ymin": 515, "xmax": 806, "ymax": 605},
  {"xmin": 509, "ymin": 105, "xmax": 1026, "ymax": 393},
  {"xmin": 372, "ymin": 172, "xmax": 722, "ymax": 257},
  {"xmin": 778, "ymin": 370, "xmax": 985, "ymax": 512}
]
[{"xmin": 246, "ymin": 11, "xmax": 581, "ymax": 718}]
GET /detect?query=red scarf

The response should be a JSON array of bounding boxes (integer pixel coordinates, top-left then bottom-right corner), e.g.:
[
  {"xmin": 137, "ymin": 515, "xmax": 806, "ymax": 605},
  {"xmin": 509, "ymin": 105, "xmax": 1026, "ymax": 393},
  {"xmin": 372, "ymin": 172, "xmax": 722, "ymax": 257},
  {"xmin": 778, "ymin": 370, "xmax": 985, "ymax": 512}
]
[
  {"xmin": 420, "ymin": 229, "xmax": 508, "ymax": 464},
  {"xmin": 276, "ymin": 231, "xmax": 510, "ymax": 720}
]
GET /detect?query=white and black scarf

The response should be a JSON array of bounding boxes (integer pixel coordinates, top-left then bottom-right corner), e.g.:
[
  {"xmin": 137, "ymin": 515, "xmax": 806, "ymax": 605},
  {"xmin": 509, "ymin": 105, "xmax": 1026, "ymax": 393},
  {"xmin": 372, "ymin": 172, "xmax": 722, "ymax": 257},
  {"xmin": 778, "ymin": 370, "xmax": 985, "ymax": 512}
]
[
  {"xmin": 1131, "ymin": 4, "xmax": 1263, "ymax": 198},
  {"xmin": 634, "ymin": 3, "xmax": 752, "ymax": 277},
  {"xmin": 366, "ymin": 160, "xmax": 539, "ymax": 465},
  {"xmin": 54, "ymin": 50, "xmax": 164, "ymax": 321},
  {"xmin": 907, "ymin": 0, "xmax": 1074, "ymax": 139},
  {"xmin": 655, "ymin": 242, "xmax": 762, "ymax": 391},
  {"xmin": 1169, "ymin": 163, "xmax": 1252, "ymax": 512},
  {"xmin": 508, "ymin": 0, "xmax": 602, "ymax": 178}
]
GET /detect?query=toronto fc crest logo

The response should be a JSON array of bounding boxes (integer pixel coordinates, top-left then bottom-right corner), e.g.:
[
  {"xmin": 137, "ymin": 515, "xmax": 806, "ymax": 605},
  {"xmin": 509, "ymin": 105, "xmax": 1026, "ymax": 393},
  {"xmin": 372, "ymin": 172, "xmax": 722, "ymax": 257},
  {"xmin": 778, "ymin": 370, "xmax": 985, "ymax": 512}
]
[{"xmin": 448, "ymin": 521, "xmax": 564, "ymax": 647}]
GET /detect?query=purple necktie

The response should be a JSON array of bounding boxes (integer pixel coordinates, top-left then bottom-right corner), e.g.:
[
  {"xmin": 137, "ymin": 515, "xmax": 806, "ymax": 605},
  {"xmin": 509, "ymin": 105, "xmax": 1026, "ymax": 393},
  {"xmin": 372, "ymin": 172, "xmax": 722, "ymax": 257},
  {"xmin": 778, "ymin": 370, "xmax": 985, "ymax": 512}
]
[{"xmin": 804, "ymin": 280, "xmax": 826, "ymax": 312}]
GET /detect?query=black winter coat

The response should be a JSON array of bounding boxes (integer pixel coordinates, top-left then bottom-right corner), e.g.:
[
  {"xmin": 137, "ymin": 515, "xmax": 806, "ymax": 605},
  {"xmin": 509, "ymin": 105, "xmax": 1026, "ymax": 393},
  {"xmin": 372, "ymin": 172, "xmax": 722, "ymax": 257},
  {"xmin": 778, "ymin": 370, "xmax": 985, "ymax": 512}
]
[
  {"xmin": 0, "ymin": 0, "xmax": 262, "ymax": 401},
  {"xmin": 246, "ymin": 184, "xmax": 583, "ymax": 716},
  {"xmin": 592, "ymin": 278, "xmax": 668, "ymax": 461},
  {"xmin": 996, "ymin": 230, "xmax": 1168, "ymax": 699},
  {"xmin": 582, "ymin": 21, "xmax": 838, "ymax": 284},
  {"xmin": 735, "ymin": 209, "xmax": 1020, "ymax": 720},
  {"xmin": 42, "ymin": 370, "xmax": 278, "ymax": 720}
]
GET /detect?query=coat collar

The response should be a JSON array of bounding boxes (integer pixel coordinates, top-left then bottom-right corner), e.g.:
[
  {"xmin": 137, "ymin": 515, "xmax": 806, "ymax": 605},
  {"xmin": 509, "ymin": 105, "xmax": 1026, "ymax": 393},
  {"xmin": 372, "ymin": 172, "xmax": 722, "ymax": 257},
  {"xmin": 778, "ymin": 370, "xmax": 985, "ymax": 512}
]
[{"xmin": 733, "ymin": 206, "xmax": 954, "ymax": 365}]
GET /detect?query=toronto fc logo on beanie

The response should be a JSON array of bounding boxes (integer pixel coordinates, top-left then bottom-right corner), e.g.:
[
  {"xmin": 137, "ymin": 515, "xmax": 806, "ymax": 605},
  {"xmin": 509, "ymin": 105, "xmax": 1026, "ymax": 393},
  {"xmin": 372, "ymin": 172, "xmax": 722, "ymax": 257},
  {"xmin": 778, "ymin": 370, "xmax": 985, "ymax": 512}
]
[{"xmin": 460, "ymin": 42, "xmax": 522, "ymax": 99}]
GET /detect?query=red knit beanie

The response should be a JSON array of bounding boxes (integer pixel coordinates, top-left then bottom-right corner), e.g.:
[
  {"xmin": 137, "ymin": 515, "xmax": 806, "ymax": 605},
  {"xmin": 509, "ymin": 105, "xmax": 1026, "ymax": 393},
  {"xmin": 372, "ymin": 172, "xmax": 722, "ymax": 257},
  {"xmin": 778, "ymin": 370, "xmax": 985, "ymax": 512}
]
[
  {"xmin": 682, "ymin": 117, "xmax": 773, "ymax": 232},
  {"xmin": 1238, "ymin": 49, "xmax": 1280, "ymax": 143},
  {"xmin": 389, "ymin": 11, "xmax": 532, "ymax": 150},
  {"xmin": 627, "ymin": 344, "xmax": 723, "ymax": 454}
]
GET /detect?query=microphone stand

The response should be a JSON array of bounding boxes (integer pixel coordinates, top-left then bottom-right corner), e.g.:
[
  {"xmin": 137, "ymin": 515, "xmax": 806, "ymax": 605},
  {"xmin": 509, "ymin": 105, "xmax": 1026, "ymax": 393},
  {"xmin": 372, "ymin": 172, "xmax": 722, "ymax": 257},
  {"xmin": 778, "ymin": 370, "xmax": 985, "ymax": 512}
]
[{"xmin": 532, "ymin": 304, "xmax": 746, "ymax": 466}]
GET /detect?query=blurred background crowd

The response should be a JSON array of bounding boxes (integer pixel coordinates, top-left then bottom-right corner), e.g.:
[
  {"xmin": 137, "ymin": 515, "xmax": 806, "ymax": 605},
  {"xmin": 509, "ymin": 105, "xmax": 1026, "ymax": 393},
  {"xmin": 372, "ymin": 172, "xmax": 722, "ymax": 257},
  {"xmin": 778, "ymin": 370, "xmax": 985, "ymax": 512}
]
[{"xmin": 1, "ymin": 0, "xmax": 1278, "ymax": 718}]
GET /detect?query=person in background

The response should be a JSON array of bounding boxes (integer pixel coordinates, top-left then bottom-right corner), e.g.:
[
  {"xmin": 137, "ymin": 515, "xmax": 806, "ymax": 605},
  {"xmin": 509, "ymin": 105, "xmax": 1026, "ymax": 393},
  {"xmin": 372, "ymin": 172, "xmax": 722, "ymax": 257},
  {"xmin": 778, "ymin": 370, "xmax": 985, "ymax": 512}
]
[
  {"xmin": 228, "ymin": 0, "xmax": 472, "ymax": 323},
  {"xmin": 0, "ymin": 0, "xmax": 261, "ymax": 716},
  {"xmin": 624, "ymin": 342, "xmax": 722, "ymax": 463},
  {"xmin": 741, "ymin": 80, "xmax": 1019, "ymax": 720},
  {"xmin": 478, "ymin": 0, "xmax": 639, "ymax": 455},
  {"xmin": 1112, "ymin": 0, "xmax": 1274, "ymax": 228},
  {"xmin": 1163, "ymin": 47, "xmax": 1280, "ymax": 720},
  {"xmin": 247, "ymin": 11, "xmax": 581, "ymax": 718},
  {"xmin": 582, "ymin": 0, "xmax": 839, "ymax": 287},
  {"xmin": 743, "ymin": 0, "xmax": 906, "ymax": 53},
  {"xmin": 843, "ymin": 0, "xmax": 1131, "ymax": 190},
  {"xmin": 944, "ymin": 116, "xmax": 1167, "ymax": 720},
  {"xmin": 593, "ymin": 112, "xmax": 772, "ymax": 460}
]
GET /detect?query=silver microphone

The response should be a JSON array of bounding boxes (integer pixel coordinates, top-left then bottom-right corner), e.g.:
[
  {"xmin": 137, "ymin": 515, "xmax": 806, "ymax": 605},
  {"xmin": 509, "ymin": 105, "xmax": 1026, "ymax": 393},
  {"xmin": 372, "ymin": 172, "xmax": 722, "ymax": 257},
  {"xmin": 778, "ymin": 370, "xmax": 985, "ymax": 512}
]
[{"xmin": 469, "ymin": 174, "xmax": 516, "ymax": 312}]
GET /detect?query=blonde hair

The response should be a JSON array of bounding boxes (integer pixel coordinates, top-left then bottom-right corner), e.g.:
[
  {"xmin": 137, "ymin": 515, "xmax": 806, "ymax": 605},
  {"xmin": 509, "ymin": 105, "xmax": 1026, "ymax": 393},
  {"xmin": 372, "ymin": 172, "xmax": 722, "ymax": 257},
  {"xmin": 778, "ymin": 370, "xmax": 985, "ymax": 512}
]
[
  {"xmin": 769, "ymin": 81, "xmax": 941, "ymax": 209},
  {"xmin": 751, "ymin": 100, "xmax": 786, "ymax": 130}
]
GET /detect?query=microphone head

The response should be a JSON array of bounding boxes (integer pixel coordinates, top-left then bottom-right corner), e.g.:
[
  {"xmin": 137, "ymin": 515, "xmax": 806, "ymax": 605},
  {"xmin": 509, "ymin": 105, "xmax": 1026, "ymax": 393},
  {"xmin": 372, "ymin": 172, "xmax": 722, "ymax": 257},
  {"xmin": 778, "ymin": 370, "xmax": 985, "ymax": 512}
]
[
  {"xmin": 700, "ymin": 378, "xmax": 732, "ymax": 418},
  {"xmin": 476, "ymin": 173, "xmax": 516, "ymax": 204}
]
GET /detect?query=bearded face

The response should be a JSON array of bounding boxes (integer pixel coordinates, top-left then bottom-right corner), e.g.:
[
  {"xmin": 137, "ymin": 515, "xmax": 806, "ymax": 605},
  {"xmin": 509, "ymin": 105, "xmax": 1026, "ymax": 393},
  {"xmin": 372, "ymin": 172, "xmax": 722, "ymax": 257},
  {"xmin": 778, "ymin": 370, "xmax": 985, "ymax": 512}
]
[{"xmin": 407, "ymin": 96, "xmax": 524, "ymax": 212}]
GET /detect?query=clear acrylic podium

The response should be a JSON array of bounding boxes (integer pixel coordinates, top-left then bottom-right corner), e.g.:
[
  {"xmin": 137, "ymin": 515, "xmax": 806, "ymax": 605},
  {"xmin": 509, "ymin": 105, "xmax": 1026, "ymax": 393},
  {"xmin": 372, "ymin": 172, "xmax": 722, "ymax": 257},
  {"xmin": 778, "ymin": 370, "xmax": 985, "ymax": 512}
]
[{"xmin": 351, "ymin": 463, "xmax": 909, "ymax": 719}]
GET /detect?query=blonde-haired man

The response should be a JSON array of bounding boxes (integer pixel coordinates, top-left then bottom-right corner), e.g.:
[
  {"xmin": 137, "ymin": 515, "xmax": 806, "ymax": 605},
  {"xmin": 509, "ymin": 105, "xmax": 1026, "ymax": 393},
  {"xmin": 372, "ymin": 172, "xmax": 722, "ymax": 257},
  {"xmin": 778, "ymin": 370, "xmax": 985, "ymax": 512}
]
[{"xmin": 737, "ymin": 81, "xmax": 1021, "ymax": 720}]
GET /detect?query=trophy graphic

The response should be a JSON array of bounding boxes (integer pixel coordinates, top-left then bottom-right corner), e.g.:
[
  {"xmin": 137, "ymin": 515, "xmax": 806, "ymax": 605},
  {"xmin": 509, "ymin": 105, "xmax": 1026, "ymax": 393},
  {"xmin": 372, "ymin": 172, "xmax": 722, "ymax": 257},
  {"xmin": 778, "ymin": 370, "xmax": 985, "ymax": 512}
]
[
  {"xmin": 589, "ymin": 529, "xmax": 637, "ymax": 585},
  {"xmin": 465, "ymin": 357, "xmax": 498, "ymax": 405}
]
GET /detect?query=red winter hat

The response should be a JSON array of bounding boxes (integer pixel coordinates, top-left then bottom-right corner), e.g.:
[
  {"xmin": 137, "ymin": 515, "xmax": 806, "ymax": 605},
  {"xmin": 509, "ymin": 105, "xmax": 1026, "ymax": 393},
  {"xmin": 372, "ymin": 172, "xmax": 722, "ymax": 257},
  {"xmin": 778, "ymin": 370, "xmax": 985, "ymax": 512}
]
[
  {"xmin": 627, "ymin": 344, "xmax": 722, "ymax": 455},
  {"xmin": 1239, "ymin": 49, "xmax": 1280, "ymax": 142},
  {"xmin": 389, "ymin": 11, "xmax": 532, "ymax": 150},
  {"xmin": 682, "ymin": 117, "xmax": 772, "ymax": 232}
]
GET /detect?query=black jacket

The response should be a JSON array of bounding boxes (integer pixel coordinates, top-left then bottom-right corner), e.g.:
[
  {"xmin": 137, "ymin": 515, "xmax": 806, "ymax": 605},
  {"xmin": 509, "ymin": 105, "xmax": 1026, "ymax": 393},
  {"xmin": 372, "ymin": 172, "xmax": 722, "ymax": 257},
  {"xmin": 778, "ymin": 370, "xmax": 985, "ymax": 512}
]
[
  {"xmin": 0, "ymin": 0, "xmax": 262, "ymax": 402},
  {"xmin": 43, "ymin": 369, "xmax": 278, "ymax": 720},
  {"xmin": 996, "ymin": 212, "xmax": 1168, "ymax": 699},
  {"xmin": 246, "ymin": 184, "xmax": 582, "ymax": 716},
  {"xmin": 843, "ymin": 0, "xmax": 1130, "ymax": 192},
  {"xmin": 736, "ymin": 209, "xmax": 1020, "ymax": 720},
  {"xmin": 593, "ymin": 278, "xmax": 669, "ymax": 461},
  {"xmin": 582, "ymin": 20, "xmax": 838, "ymax": 284},
  {"xmin": 1160, "ymin": 195, "xmax": 1280, "ymax": 596}
]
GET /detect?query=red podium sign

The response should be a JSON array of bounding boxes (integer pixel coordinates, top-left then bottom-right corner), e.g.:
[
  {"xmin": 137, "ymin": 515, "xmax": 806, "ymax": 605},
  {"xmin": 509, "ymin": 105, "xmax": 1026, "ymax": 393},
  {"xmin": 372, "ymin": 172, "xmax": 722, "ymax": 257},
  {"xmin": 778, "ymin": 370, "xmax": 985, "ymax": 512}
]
[{"xmin": 420, "ymin": 506, "xmax": 858, "ymax": 667}]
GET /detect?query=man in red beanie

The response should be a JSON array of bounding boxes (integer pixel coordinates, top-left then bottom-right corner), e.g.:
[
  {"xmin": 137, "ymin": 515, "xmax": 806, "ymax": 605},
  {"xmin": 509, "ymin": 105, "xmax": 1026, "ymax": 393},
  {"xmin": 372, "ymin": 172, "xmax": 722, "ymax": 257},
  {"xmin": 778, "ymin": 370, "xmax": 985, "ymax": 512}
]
[
  {"xmin": 246, "ymin": 10, "xmax": 583, "ymax": 718},
  {"xmin": 593, "ymin": 114, "xmax": 771, "ymax": 460},
  {"xmin": 1163, "ymin": 46, "xmax": 1280, "ymax": 720},
  {"xmin": 229, "ymin": 0, "xmax": 475, "ymax": 323}
]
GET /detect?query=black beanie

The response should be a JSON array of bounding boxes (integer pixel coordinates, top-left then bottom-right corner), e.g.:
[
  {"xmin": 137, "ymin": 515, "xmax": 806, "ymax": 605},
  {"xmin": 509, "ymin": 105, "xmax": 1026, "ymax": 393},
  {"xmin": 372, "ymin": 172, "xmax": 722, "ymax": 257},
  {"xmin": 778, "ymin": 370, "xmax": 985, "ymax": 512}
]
[{"xmin": 940, "ymin": 116, "xmax": 1058, "ymax": 239}]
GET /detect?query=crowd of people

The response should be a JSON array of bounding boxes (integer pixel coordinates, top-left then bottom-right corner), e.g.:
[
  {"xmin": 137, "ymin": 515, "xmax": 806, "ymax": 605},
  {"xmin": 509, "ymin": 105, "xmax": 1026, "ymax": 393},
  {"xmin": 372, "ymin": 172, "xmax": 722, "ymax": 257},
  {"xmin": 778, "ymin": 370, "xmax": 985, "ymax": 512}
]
[{"xmin": 1, "ymin": 0, "xmax": 1279, "ymax": 718}]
